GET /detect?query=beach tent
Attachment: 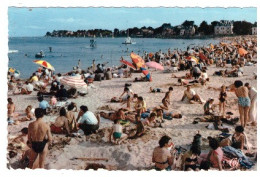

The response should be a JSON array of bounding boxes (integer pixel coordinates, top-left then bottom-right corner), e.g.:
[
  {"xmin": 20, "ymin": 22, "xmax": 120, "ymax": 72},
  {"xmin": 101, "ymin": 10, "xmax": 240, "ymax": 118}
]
[
  {"xmin": 140, "ymin": 67, "xmax": 152, "ymax": 82},
  {"xmin": 120, "ymin": 59, "xmax": 136, "ymax": 70},
  {"xmin": 238, "ymin": 48, "xmax": 248, "ymax": 56},
  {"xmin": 145, "ymin": 61, "xmax": 164, "ymax": 70},
  {"xmin": 60, "ymin": 76, "xmax": 87, "ymax": 89},
  {"xmin": 130, "ymin": 52, "xmax": 146, "ymax": 69},
  {"xmin": 33, "ymin": 60, "xmax": 55, "ymax": 71}
]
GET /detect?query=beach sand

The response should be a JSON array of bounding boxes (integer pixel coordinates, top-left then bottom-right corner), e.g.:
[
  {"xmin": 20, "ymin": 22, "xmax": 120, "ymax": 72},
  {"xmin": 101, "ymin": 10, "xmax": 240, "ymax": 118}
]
[{"xmin": 7, "ymin": 64, "xmax": 257, "ymax": 170}]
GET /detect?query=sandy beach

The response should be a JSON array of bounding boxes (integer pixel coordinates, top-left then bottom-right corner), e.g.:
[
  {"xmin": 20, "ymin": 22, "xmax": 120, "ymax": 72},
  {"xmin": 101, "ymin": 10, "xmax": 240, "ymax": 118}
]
[{"xmin": 7, "ymin": 60, "xmax": 257, "ymax": 170}]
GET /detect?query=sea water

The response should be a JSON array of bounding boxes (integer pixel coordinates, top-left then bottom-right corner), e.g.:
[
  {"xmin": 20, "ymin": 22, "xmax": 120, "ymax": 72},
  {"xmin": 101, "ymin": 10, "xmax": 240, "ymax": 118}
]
[{"xmin": 8, "ymin": 37, "xmax": 219, "ymax": 78}]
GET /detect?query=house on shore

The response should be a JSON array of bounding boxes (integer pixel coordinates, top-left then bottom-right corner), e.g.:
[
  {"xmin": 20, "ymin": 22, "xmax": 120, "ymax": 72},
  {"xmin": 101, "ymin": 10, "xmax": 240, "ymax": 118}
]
[
  {"xmin": 214, "ymin": 20, "xmax": 234, "ymax": 35},
  {"xmin": 252, "ymin": 27, "xmax": 257, "ymax": 35},
  {"xmin": 179, "ymin": 26, "xmax": 195, "ymax": 36}
]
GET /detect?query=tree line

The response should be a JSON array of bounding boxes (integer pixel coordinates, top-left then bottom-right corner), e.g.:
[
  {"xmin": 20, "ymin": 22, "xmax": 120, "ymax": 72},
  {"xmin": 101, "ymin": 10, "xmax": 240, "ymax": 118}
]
[{"xmin": 45, "ymin": 20, "xmax": 257, "ymax": 38}]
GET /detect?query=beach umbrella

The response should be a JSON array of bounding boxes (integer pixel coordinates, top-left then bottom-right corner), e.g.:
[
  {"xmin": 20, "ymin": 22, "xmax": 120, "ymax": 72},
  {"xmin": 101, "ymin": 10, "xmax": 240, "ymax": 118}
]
[
  {"xmin": 120, "ymin": 59, "xmax": 136, "ymax": 70},
  {"xmin": 238, "ymin": 48, "xmax": 248, "ymax": 56},
  {"xmin": 186, "ymin": 56, "xmax": 199, "ymax": 64},
  {"xmin": 140, "ymin": 67, "xmax": 152, "ymax": 81},
  {"xmin": 60, "ymin": 76, "xmax": 87, "ymax": 89},
  {"xmin": 33, "ymin": 60, "xmax": 55, "ymax": 70},
  {"xmin": 130, "ymin": 52, "xmax": 146, "ymax": 69},
  {"xmin": 145, "ymin": 61, "xmax": 164, "ymax": 70},
  {"xmin": 199, "ymin": 53, "xmax": 207, "ymax": 61}
]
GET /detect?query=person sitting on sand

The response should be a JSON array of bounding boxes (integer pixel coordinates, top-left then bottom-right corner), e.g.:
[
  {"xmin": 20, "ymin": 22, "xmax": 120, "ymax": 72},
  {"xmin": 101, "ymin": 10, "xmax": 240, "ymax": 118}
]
[
  {"xmin": 181, "ymin": 85, "xmax": 204, "ymax": 104},
  {"xmin": 38, "ymin": 96, "xmax": 50, "ymax": 115},
  {"xmin": 56, "ymin": 85, "xmax": 68, "ymax": 101},
  {"xmin": 204, "ymin": 98, "xmax": 215, "ymax": 115},
  {"xmin": 77, "ymin": 105, "xmax": 100, "ymax": 135},
  {"xmin": 19, "ymin": 105, "xmax": 34, "ymax": 122},
  {"xmin": 160, "ymin": 87, "xmax": 173, "ymax": 110},
  {"xmin": 50, "ymin": 107, "xmax": 71, "ymax": 135},
  {"xmin": 121, "ymin": 95, "xmax": 132, "ymax": 111},
  {"xmin": 134, "ymin": 96, "xmax": 147, "ymax": 115},
  {"xmin": 152, "ymin": 135, "xmax": 174, "ymax": 171},
  {"xmin": 49, "ymin": 81, "xmax": 59, "ymax": 95},
  {"xmin": 207, "ymin": 138, "xmax": 223, "ymax": 171},
  {"xmin": 182, "ymin": 144, "xmax": 201, "ymax": 171},
  {"xmin": 7, "ymin": 98, "xmax": 17, "ymax": 124},
  {"xmin": 66, "ymin": 103, "xmax": 77, "ymax": 132},
  {"xmin": 109, "ymin": 119, "xmax": 128, "ymax": 145},
  {"xmin": 219, "ymin": 85, "xmax": 227, "ymax": 117},
  {"xmin": 13, "ymin": 81, "xmax": 34, "ymax": 95},
  {"xmin": 12, "ymin": 127, "xmax": 28, "ymax": 145},
  {"xmin": 150, "ymin": 87, "xmax": 163, "ymax": 93},
  {"xmin": 28, "ymin": 108, "xmax": 52, "ymax": 169}
]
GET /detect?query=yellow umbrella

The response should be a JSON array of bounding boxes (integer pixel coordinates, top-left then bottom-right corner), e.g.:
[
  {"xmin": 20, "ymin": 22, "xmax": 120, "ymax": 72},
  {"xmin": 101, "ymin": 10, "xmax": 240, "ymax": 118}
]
[
  {"xmin": 130, "ymin": 52, "xmax": 146, "ymax": 69},
  {"xmin": 33, "ymin": 60, "xmax": 55, "ymax": 70}
]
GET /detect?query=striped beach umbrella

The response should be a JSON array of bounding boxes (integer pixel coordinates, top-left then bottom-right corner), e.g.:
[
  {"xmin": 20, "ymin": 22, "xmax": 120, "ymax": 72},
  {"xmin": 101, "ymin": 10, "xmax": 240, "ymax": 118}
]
[
  {"xmin": 130, "ymin": 52, "xmax": 146, "ymax": 69},
  {"xmin": 60, "ymin": 76, "xmax": 87, "ymax": 89},
  {"xmin": 33, "ymin": 60, "xmax": 55, "ymax": 70},
  {"xmin": 140, "ymin": 67, "xmax": 152, "ymax": 82},
  {"xmin": 120, "ymin": 59, "xmax": 136, "ymax": 70}
]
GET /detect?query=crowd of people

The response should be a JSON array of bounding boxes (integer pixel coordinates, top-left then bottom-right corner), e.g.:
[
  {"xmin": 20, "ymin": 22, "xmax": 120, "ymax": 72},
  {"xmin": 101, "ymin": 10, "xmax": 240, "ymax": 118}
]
[{"xmin": 7, "ymin": 36, "xmax": 257, "ymax": 170}]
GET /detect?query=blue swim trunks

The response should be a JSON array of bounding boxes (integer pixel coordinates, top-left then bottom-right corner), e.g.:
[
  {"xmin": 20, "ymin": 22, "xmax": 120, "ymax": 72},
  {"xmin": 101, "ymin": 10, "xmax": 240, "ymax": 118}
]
[{"xmin": 238, "ymin": 97, "xmax": 251, "ymax": 107}]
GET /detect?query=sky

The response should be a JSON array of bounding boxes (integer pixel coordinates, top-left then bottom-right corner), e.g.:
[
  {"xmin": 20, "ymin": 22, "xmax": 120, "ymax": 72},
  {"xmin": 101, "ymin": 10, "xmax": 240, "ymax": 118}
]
[{"xmin": 8, "ymin": 7, "xmax": 257, "ymax": 37}]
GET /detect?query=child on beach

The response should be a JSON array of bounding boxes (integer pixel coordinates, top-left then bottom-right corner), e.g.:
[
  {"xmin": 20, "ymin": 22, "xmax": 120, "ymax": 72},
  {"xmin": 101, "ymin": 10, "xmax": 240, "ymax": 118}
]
[
  {"xmin": 204, "ymin": 98, "xmax": 215, "ymax": 115},
  {"xmin": 134, "ymin": 96, "xmax": 147, "ymax": 115},
  {"xmin": 219, "ymin": 85, "xmax": 227, "ymax": 117},
  {"xmin": 160, "ymin": 87, "xmax": 173, "ymax": 110},
  {"xmin": 19, "ymin": 105, "xmax": 34, "ymax": 122},
  {"xmin": 109, "ymin": 119, "xmax": 128, "ymax": 145}
]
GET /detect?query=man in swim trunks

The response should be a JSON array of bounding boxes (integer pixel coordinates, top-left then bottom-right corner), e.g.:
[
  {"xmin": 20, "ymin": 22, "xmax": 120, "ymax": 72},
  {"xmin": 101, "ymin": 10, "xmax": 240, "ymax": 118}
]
[{"xmin": 28, "ymin": 108, "xmax": 52, "ymax": 169}]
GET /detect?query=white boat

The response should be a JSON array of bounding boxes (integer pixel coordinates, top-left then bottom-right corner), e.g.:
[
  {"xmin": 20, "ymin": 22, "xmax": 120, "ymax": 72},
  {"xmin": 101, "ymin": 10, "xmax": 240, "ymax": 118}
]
[
  {"xmin": 8, "ymin": 50, "xmax": 19, "ymax": 54},
  {"xmin": 122, "ymin": 29, "xmax": 136, "ymax": 45}
]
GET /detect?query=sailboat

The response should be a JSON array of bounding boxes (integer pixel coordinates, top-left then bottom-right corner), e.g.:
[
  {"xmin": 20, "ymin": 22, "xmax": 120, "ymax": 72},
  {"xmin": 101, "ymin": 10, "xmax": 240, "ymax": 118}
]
[
  {"xmin": 90, "ymin": 35, "xmax": 97, "ymax": 48},
  {"xmin": 122, "ymin": 29, "xmax": 136, "ymax": 45}
]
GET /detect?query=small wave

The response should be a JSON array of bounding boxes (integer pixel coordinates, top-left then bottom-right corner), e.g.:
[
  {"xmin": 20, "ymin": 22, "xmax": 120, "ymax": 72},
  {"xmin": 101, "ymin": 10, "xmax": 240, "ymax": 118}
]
[{"xmin": 8, "ymin": 50, "xmax": 19, "ymax": 53}]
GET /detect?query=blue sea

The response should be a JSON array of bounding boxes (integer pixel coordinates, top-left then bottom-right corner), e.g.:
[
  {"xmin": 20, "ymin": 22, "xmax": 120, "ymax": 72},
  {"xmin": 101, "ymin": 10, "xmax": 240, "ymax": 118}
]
[{"xmin": 8, "ymin": 37, "xmax": 219, "ymax": 78}]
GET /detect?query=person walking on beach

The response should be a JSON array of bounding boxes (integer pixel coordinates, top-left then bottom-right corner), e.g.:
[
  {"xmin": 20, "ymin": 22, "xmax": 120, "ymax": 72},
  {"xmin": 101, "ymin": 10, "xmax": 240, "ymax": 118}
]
[
  {"xmin": 219, "ymin": 85, "xmax": 227, "ymax": 117},
  {"xmin": 245, "ymin": 83, "xmax": 257, "ymax": 126},
  {"xmin": 28, "ymin": 108, "xmax": 52, "ymax": 169}
]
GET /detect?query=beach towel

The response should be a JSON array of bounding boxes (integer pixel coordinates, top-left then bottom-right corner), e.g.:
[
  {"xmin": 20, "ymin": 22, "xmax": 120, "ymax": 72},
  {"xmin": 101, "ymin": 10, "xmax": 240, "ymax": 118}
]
[{"xmin": 222, "ymin": 146, "xmax": 254, "ymax": 169}]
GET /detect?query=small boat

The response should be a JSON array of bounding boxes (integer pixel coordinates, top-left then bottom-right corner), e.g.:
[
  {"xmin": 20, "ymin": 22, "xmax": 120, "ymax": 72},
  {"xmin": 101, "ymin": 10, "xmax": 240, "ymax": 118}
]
[
  {"xmin": 35, "ymin": 50, "xmax": 45, "ymax": 58},
  {"xmin": 122, "ymin": 29, "xmax": 136, "ymax": 45},
  {"xmin": 90, "ymin": 39, "xmax": 97, "ymax": 48},
  {"xmin": 8, "ymin": 50, "xmax": 19, "ymax": 54}
]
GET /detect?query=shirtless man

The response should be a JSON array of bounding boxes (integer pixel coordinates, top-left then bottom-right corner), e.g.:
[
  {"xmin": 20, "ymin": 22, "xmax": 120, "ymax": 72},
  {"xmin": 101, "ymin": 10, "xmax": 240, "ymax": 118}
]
[
  {"xmin": 161, "ymin": 87, "xmax": 173, "ymax": 110},
  {"xmin": 7, "ymin": 98, "xmax": 16, "ymax": 122},
  {"xmin": 28, "ymin": 108, "xmax": 52, "ymax": 169},
  {"xmin": 181, "ymin": 85, "xmax": 204, "ymax": 104},
  {"xmin": 50, "ymin": 107, "xmax": 70, "ymax": 135}
]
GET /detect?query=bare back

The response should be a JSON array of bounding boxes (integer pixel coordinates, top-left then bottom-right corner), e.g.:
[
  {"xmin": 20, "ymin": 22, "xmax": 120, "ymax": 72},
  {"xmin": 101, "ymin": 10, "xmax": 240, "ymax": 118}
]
[{"xmin": 28, "ymin": 119, "xmax": 51, "ymax": 142}]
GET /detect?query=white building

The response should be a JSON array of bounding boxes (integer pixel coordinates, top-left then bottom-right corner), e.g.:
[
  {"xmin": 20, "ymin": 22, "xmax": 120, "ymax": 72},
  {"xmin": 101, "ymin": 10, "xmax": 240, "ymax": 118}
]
[
  {"xmin": 179, "ymin": 26, "xmax": 195, "ymax": 36},
  {"xmin": 252, "ymin": 27, "xmax": 257, "ymax": 35},
  {"xmin": 214, "ymin": 20, "xmax": 234, "ymax": 35}
]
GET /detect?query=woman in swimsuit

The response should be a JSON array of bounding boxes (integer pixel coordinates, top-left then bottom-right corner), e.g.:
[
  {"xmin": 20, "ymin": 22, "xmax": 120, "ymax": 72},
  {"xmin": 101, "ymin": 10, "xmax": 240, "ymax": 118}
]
[
  {"xmin": 231, "ymin": 126, "xmax": 246, "ymax": 150},
  {"xmin": 219, "ymin": 85, "xmax": 227, "ymax": 117},
  {"xmin": 207, "ymin": 138, "xmax": 223, "ymax": 171},
  {"xmin": 152, "ymin": 135, "xmax": 174, "ymax": 171},
  {"xmin": 234, "ymin": 80, "xmax": 251, "ymax": 127},
  {"xmin": 182, "ymin": 145, "xmax": 200, "ymax": 171}
]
